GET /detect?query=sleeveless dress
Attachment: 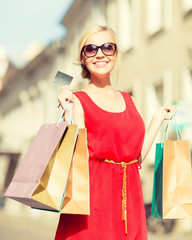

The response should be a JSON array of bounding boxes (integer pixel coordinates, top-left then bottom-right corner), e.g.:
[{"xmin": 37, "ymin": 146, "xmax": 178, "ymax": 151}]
[{"xmin": 55, "ymin": 91, "xmax": 148, "ymax": 240}]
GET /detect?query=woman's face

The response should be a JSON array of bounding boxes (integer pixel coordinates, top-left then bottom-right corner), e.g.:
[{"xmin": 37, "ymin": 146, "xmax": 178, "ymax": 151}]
[{"xmin": 81, "ymin": 31, "xmax": 117, "ymax": 79}]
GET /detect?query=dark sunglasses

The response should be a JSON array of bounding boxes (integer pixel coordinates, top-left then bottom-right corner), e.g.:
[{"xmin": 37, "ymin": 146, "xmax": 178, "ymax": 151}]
[{"xmin": 81, "ymin": 42, "xmax": 117, "ymax": 58}]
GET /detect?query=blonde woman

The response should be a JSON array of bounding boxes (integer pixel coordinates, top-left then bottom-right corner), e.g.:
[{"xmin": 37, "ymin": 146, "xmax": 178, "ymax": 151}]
[{"xmin": 55, "ymin": 26, "xmax": 176, "ymax": 240}]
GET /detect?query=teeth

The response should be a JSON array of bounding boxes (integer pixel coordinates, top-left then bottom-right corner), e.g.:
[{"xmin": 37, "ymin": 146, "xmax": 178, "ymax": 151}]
[{"xmin": 95, "ymin": 62, "xmax": 107, "ymax": 65}]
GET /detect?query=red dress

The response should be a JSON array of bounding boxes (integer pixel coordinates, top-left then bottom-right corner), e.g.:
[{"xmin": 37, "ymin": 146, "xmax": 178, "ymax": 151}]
[{"xmin": 55, "ymin": 91, "xmax": 148, "ymax": 240}]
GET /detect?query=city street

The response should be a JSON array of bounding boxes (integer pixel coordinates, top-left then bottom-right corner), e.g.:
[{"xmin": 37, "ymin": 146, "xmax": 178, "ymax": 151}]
[
  {"xmin": 0, "ymin": 211, "xmax": 192, "ymax": 240},
  {"xmin": 0, "ymin": 211, "xmax": 58, "ymax": 240}
]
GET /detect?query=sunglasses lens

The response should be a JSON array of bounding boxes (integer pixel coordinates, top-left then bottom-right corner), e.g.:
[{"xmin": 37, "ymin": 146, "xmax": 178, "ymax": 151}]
[
  {"xmin": 84, "ymin": 45, "xmax": 97, "ymax": 57},
  {"xmin": 102, "ymin": 43, "xmax": 116, "ymax": 55},
  {"xmin": 82, "ymin": 43, "xmax": 117, "ymax": 57}
]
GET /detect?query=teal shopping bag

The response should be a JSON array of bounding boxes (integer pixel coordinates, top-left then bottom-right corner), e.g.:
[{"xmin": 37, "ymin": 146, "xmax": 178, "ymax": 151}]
[
  {"xmin": 151, "ymin": 117, "xmax": 171, "ymax": 218},
  {"xmin": 151, "ymin": 143, "xmax": 164, "ymax": 218}
]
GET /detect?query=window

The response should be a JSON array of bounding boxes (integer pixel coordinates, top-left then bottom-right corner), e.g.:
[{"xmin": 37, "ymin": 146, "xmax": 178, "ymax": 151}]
[
  {"xmin": 146, "ymin": 71, "xmax": 172, "ymax": 114},
  {"xmin": 146, "ymin": 0, "xmax": 164, "ymax": 35},
  {"xmin": 146, "ymin": 0, "xmax": 171, "ymax": 36},
  {"xmin": 91, "ymin": 0, "xmax": 107, "ymax": 26},
  {"xmin": 154, "ymin": 82, "xmax": 164, "ymax": 105},
  {"xmin": 145, "ymin": 80, "xmax": 164, "ymax": 163},
  {"xmin": 183, "ymin": 0, "xmax": 192, "ymax": 14},
  {"xmin": 145, "ymin": 71, "xmax": 172, "ymax": 163},
  {"xmin": 105, "ymin": 0, "xmax": 117, "ymax": 32},
  {"xmin": 118, "ymin": 0, "xmax": 133, "ymax": 51},
  {"xmin": 179, "ymin": 68, "xmax": 192, "ymax": 141},
  {"xmin": 182, "ymin": 67, "xmax": 192, "ymax": 101},
  {"xmin": 117, "ymin": 0, "xmax": 141, "ymax": 52},
  {"xmin": 146, "ymin": 80, "xmax": 164, "ymax": 121}
]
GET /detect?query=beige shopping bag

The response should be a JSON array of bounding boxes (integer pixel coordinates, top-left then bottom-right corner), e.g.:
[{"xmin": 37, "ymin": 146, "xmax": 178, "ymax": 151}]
[{"xmin": 162, "ymin": 139, "xmax": 192, "ymax": 218}]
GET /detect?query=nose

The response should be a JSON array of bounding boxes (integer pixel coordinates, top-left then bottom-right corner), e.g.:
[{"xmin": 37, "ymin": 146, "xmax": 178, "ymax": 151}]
[{"xmin": 96, "ymin": 48, "xmax": 104, "ymax": 58}]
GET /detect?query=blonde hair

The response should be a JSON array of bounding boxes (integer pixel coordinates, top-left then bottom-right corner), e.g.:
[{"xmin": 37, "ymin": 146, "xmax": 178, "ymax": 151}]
[{"xmin": 78, "ymin": 25, "xmax": 120, "ymax": 80}]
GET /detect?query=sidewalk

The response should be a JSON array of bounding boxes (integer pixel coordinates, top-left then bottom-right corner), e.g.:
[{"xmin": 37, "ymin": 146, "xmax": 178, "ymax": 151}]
[
  {"xmin": 0, "ymin": 212, "xmax": 192, "ymax": 240},
  {"xmin": 0, "ymin": 211, "xmax": 58, "ymax": 240},
  {"xmin": 149, "ymin": 233, "xmax": 192, "ymax": 240}
]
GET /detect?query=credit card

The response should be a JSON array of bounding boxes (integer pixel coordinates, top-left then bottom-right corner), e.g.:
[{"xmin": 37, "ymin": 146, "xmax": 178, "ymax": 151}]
[{"xmin": 53, "ymin": 71, "xmax": 73, "ymax": 86}]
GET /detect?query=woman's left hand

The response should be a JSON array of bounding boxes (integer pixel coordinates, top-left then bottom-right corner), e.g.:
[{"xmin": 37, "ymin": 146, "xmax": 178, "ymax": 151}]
[
  {"xmin": 156, "ymin": 105, "xmax": 177, "ymax": 121},
  {"xmin": 141, "ymin": 105, "xmax": 177, "ymax": 162}
]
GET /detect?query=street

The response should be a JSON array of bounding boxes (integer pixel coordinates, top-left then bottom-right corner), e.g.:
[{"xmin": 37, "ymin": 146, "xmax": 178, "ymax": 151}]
[
  {"xmin": 0, "ymin": 211, "xmax": 58, "ymax": 240},
  {"xmin": 0, "ymin": 212, "xmax": 192, "ymax": 240}
]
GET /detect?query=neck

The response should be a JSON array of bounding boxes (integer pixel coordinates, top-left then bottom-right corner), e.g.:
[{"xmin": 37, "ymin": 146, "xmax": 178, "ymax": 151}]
[
  {"xmin": 85, "ymin": 73, "xmax": 116, "ymax": 93},
  {"xmin": 90, "ymin": 73, "xmax": 111, "ymax": 87},
  {"xmin": 86, "ymin": 82, "xmax": 115, "ymax": 94}
]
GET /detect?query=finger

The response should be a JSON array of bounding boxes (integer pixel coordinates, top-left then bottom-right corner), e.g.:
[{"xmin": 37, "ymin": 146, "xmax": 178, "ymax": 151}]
[
  {"xmin": 60, "ymin": 88, "xmax": 70, "ymax": 94},
  {"xmin": 58, "ymin": 98, "xmax": 67, "ymax": 109},
  {"xmin": 58, "ymin": 96, "xmax": 67, "ymax": 109},
  {"xmin": 60, "ymin": 85, "xmax": 70, "ymax": 91},
  {"xmin": 164, "ymin": 106, "xmax": 177, "ymax": 119},
  {"xmin": 169, "ymin": 106, "xmax": 177, "ymax": 114},
  {"xmin": 60, "ymin": 88, "xmax": 72, "ymax": 96},
  {"xmin": 67, "ymin": 94, "xmax": 74, "ymax": 103},
  {"xmin": 58, "ymin": 86, "xmax": 73, "ymax": 101},
  {"xmin": 58, "ymin": 93, "xmax": 74, "ymax": 109}
]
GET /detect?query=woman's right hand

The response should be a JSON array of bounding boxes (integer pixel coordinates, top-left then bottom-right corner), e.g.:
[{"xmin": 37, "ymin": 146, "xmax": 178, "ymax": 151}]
[
  {"xmin": 58, "ymin": 86, "xmax": 85, "ymax": 128},
  {"xmin": 57, "ymin": 86, "xmax": 74, "ymax": 109}
]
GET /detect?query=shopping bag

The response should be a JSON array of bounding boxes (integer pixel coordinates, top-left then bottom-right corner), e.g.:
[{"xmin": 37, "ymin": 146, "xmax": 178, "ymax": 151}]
[
  {"xmin": 60, "ymin": 128, "xmax": 90, "ymax": 215},
  {"xmin": 151, "ymin": 116, "xmax": 192, "ymax": 219},
  {"xmin": 4, "ymin": 104, "xmax": 78, "ymax": 210},
  {"xmin": 4, "ymin": 102, "xmax": 89, "ymax": 214}
]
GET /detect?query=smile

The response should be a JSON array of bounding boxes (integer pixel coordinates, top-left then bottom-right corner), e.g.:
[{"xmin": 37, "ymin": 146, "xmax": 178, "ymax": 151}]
[{"xmin": 94, "ymin": 61, "xmax": 108, "ymax": 67}]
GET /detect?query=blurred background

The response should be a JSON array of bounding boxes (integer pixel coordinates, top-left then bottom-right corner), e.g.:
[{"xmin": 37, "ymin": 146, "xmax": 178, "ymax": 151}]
[{"xmin": 0, "ymin": 0, "xmax": 192, "ymax": 239}]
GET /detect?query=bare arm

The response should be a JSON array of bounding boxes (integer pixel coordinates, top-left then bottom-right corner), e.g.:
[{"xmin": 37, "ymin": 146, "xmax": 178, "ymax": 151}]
[
  {"xmin": 72, "ymin": 96, "xmax": 85, "ymax": 128},
  {"xmin": 140, "ymin": 106, "xmax": 177, "ymax": 163}
]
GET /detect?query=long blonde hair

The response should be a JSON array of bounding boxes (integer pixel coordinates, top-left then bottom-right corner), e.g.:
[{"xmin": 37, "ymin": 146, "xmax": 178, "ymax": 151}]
[{"xmin": 78, "ymin": 25, "xmax": 120, "ymax": 80}]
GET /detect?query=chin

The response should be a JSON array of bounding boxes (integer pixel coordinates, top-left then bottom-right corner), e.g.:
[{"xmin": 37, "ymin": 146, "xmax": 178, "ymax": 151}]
[{"xmin": 92, "ymin": 67, "xmax": 112, "ymax": 75}]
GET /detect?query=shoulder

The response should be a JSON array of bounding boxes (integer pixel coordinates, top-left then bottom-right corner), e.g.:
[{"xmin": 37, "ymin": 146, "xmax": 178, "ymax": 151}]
[
  {"xmin": 119, "ymin": 91, "xmax": 135, "ymax": 102},
  {"xmin": 73, "ymin": 92, "xmax": 84, "ymax": 113}
]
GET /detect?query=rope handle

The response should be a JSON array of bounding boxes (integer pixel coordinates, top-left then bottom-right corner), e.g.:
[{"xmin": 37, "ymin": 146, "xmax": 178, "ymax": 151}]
[
  {"xmin": 65, "ymin": 101, "xmax": 74, "ymax": 125},
  {"xmin": 46, "ymin": 102, "xmax": 73, "ymax": 129},
  {"xmin": 161, "ymin": 114, "xmax": 183, "ymax": 148}
]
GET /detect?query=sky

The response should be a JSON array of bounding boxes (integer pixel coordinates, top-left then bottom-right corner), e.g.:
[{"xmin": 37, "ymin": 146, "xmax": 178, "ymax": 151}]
[{"xmin": 0, "ymin": 0, "xmax": 73, "ymax": 65}]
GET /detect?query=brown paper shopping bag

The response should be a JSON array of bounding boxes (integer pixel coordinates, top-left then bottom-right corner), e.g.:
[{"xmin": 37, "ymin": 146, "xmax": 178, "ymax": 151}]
[
  {"xmin": 30, "ymin": 124, "xmax": 79, "ymax": 211},
  {"xmin": 60, "ymin": 128, "xmax": 90, "ymax": 215},
  {"xmin": 151, "ymin": 116, "xmax": 192, "ymax": 219},
  {"xmin": 163, "ymin": 139, "xmax": 192, "ymax": 218}
]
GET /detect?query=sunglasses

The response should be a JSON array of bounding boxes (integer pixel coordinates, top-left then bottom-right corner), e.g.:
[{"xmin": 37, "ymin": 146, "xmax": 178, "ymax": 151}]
[{"xmin": 81, "ymin": 42, "xmax": 117, "ymax": 58}]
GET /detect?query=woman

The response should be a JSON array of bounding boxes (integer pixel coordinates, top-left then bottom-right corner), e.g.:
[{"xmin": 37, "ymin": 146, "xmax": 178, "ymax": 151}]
[{"xmin": 55, "ymin": 26, "xmax": 176, "ymax": 240}]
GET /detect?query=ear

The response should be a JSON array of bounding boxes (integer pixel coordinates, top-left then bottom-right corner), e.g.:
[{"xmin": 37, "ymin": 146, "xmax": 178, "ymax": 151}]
[
  {"xmin": 81, "ymin": 57, "xmax": 86, "ymax": 65},
  {"xmin": 114, "ymin": 53, "xmax": 118, "ymax": 63}
]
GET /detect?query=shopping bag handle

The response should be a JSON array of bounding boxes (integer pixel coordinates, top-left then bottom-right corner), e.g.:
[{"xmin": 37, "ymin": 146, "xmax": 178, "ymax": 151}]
[
  {"xmin": 46, "ymin": 102, "xmax": 73, "ymax": 128},
  {"xmin": 161, "ymin": 115, "xmax": 183, "ymax": 147},
  {"xmin": 65, "ymin": 101, "xmax": 74, "ymax": 125}
]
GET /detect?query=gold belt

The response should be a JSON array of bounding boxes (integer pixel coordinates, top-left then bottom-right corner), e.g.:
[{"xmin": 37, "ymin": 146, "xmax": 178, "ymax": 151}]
[{"xmin": 104, "ymin": 159, "xmax": 139, "ymax": 235}]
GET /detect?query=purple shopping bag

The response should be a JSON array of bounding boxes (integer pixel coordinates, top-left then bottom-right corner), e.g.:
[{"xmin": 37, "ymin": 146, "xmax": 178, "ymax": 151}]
[{"xmin": 4, "ymin": 121, "xmax": 79, "ymax": 211}]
